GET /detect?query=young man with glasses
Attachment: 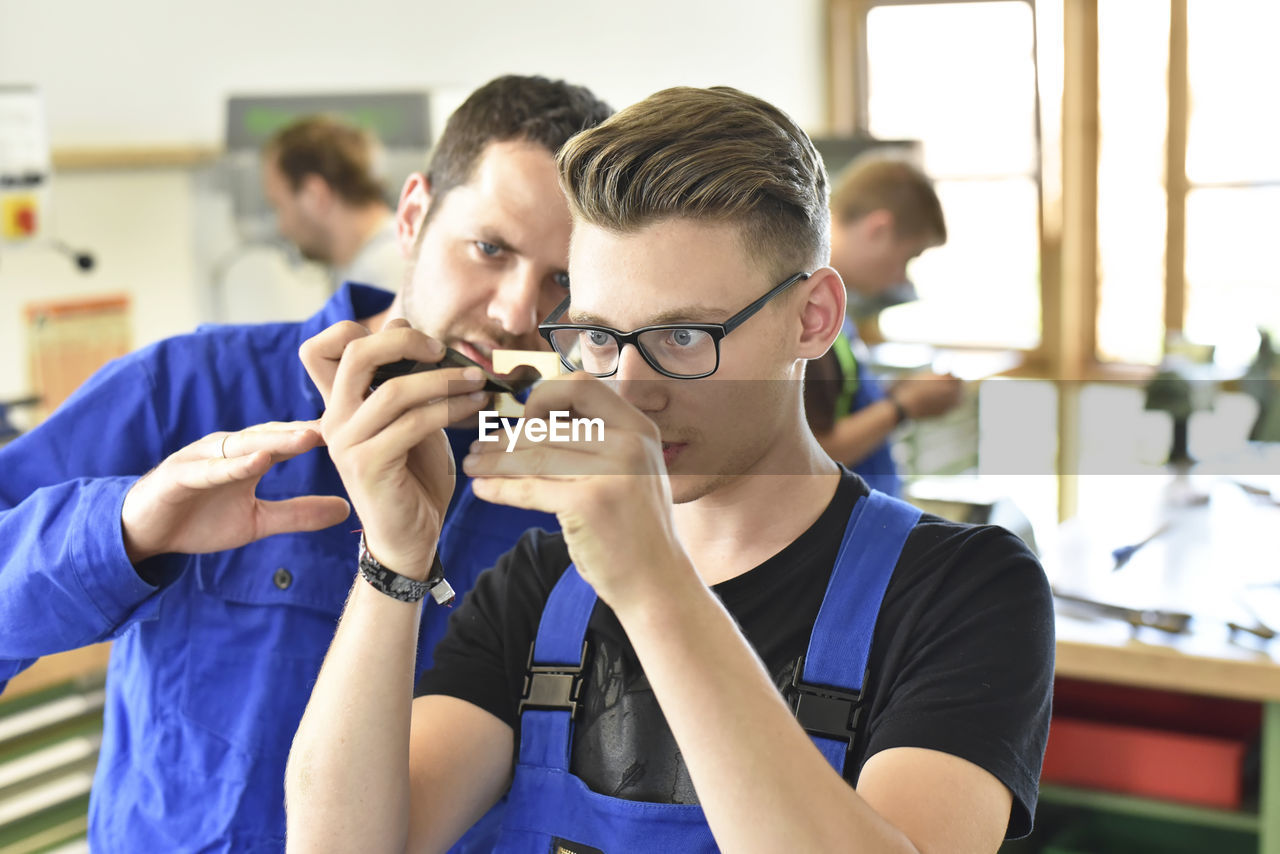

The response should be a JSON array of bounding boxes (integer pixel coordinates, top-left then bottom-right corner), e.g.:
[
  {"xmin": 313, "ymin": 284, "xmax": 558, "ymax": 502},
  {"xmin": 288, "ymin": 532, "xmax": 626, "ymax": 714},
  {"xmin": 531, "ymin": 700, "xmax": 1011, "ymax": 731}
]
[{"xmin": 286, "ymin": 86, "xmax": 1053, "ymax": 853}]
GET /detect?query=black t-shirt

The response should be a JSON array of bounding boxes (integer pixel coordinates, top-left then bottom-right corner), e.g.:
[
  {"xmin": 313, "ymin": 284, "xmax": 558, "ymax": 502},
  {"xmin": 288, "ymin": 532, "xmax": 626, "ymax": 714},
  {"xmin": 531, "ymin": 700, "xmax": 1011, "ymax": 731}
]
[{"xmin": 417, "ymin": 469, "xmax": 1054, "ymax": 839}]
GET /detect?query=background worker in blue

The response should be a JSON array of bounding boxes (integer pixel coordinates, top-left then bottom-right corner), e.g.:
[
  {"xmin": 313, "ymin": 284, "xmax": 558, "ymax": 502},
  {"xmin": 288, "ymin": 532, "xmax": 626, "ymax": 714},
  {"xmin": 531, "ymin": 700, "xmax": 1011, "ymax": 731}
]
[
  {"xmin": 0, "ymin": 75, "xmax": 611, "ymax": 851},
  {"xmin": 286, "ymin": 86, "xmax": 1054, "ymax": 853},
  {"xmin": 803, "ymin": 155, "xmax": 964, "ymax": 495}
]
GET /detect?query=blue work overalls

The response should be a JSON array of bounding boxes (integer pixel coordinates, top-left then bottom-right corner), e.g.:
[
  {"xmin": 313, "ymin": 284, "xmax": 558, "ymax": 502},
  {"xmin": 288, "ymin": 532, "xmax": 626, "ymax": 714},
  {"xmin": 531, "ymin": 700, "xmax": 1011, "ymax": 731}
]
[{"xmin": 493, "ymin": 490, "xmax": 921, "ymax": 852}]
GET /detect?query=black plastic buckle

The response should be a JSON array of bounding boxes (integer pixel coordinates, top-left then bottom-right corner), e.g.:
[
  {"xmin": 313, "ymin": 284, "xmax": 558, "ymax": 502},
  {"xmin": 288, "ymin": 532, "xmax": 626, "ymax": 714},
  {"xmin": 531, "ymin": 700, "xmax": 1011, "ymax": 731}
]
[
  {"xmin": 785, "ymin": 655, "xmax": 864, "ymax": 746},
  {"xmin": 518, "ymin": 642, "xmax": 588, "ymax": 719}
]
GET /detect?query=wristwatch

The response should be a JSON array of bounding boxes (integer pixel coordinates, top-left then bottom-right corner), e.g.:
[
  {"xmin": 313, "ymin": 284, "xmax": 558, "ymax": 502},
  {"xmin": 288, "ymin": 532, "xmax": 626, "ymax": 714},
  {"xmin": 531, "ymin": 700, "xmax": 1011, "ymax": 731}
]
[
  {"xmin": 357, "ymin": 533, "xmax": 456, "ymax": 606},
  {"xmin": 888, "ymin": 394, "xmax": 910, "ymax": 426}
]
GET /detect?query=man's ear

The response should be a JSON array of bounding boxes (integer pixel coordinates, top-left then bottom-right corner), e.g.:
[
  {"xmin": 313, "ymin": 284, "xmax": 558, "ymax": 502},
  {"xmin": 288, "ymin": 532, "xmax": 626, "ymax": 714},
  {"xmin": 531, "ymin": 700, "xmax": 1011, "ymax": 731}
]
[
  {"xmin": 796, "ymin": 267, "xmax": 847, "ymax": 360},
  {"xmin": 298, "ymin": 173, "xmax": 333, "ymax": 214},
  {"xmin": 395, "ymin": 172, "xmax": 432, "ymax": 256},
  {"xmin": 862, "ymin": 209, "xmax": 896, "ymax": 245}
]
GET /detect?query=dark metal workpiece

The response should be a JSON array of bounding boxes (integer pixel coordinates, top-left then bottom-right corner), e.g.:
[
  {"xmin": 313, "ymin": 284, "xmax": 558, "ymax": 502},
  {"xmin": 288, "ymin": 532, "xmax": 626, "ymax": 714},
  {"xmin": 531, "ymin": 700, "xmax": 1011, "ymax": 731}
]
[{"xmin": 368, "ymin": 350, "xmax": 540, "ymax": 396}]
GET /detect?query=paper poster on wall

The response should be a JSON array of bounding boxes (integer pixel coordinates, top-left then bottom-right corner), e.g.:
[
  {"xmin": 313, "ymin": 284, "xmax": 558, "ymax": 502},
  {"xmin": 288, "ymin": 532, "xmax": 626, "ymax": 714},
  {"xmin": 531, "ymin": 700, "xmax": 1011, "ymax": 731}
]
[
  {"xmin": 0, "ymin": 86, "xmax": 51, "ymax": 242},
  {"xmin": 26, "ymin": 295, "xmax": 132, "ymax": 421}
]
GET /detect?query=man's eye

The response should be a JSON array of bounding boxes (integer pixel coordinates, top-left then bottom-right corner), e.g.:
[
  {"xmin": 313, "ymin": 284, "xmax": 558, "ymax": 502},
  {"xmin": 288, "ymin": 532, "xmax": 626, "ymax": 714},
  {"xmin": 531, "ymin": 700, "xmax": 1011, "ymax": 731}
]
[
  {"xmin": 666, "ymin": 329, "xmax": 708, "ymax": 348},
  {"xmin": 475, "ymin": 241, "xmax": 501, "ymax": 257},
  {"xmin": 553, "ymin": 272, "xmax": 570, "ymax": 289}
]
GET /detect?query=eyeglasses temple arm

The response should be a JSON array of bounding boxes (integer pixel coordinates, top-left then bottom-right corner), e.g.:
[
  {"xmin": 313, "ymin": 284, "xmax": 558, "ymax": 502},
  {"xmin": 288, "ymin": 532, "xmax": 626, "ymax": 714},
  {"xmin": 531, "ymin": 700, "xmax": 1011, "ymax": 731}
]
[{"xmin": 720, "ymin": 272, "xmax": 810, "ymax": 334}]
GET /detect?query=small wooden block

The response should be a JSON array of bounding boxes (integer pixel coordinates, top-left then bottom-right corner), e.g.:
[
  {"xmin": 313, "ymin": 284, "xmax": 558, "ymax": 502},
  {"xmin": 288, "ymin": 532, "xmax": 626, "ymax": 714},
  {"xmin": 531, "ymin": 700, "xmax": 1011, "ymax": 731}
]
[
  {"xmin": 491, "ymin": 349, "xmax": 564, "ymax": 416},
  {"xmin": 491, "ymin": 349, "xmax": 563, "ymax": 379}
]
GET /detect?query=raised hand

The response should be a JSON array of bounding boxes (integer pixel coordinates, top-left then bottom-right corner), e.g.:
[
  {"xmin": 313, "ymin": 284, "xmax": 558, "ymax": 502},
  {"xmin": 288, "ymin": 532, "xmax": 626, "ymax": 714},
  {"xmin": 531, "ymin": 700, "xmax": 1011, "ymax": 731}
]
[
  {"xmin": 309, "ymin": 319, "xmax": 492, "ymax": 578},
  {"xmin": 462, "ymin": 373, "xmax": 686, "ymax": 609},
  {"xmin": 120, "ymin": 421, "xmax": 352, "ymax": 564},
  {"xmin": 890, "ymin": 371, "xmax": 964, "ymax": 420}
]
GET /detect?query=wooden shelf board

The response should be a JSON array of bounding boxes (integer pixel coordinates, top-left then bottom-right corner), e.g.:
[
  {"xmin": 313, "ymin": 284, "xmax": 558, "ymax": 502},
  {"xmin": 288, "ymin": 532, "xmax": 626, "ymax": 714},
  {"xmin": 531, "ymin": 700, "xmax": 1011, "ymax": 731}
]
[{"xmin": 50, "ymin": 146, "xmax": 219, "ymax": 170}]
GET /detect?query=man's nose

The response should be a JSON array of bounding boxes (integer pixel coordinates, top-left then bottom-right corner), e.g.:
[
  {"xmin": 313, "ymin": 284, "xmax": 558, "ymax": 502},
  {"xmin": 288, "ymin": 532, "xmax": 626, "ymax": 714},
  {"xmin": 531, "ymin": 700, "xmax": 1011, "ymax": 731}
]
[
  {"xmin": 486, "ymin": 266, "xmax": 542, "ymax": 336},
  {"xmin": 611, "ymin": 344, "xmax": 669, "ymax": 412}
]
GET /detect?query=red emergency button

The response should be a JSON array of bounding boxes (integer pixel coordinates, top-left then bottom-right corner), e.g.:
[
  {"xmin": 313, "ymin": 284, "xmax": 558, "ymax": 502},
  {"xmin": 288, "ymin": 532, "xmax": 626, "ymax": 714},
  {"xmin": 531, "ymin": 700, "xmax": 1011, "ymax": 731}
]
[
  {"xmin": 15, "ymin": 205, "xmax": 36, "ymax": 234},
  {"xmin": 2, "ymin": 194, "xmax": 40, "ymax": 239}
]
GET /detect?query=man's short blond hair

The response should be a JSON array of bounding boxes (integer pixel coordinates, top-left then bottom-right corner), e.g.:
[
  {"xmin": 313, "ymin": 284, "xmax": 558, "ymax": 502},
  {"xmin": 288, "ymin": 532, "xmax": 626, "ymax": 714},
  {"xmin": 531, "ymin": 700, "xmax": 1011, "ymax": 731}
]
[
  {"xmin": 830, "ymin": 155, "xmax": 946, "ymax": 242},
  {"xmin": 557, "ymin": 86, "xmax": 829, "ymax": 279}
]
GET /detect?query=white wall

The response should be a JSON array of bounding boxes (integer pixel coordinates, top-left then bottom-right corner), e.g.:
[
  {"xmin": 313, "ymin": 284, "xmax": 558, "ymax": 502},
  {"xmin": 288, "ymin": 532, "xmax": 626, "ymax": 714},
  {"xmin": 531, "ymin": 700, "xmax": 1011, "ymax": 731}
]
[
  {"xmin": 0, "ymin": 0, "xmax": 826, "ymax": 402},
  {"xmin": 0, "ymin": 0, "xmax": 826, "ymax": 148},
  {"xmin": 0, "ymin": 170, "xmax": 201, "ymax": 403}
]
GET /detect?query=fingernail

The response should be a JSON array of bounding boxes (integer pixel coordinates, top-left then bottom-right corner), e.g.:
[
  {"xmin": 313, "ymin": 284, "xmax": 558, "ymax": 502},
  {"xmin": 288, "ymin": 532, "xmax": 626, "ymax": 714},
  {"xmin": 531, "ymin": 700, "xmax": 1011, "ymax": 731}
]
[
  {"xmin": 462, "ymin": 454, "xmax": 475, "ymax": 472},
  {"xmin": 463, "ymin": 367, "xmax": 485, "ymax": 383},
  {"xmin": 469, "ymin": 391, "xmax": 488, "ymax": 402}
]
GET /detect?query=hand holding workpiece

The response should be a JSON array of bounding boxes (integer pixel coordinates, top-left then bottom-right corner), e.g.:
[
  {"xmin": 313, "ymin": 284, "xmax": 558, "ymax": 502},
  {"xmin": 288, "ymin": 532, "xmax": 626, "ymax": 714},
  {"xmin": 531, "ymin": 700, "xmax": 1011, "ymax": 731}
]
[
  {"xmin": 119, "ymin": 421, "xmax": 351, "ymax": 564},
  {"xmin": 463, "ymin": 373, "xmax": 688, "ymax": 610},
  {"xmin": 308, "ymin": 319, "xmax": 492, "ymax": 576},
  {"xmin": 889, "ymin": 371, "xmax": 964, "ymax": 419}
]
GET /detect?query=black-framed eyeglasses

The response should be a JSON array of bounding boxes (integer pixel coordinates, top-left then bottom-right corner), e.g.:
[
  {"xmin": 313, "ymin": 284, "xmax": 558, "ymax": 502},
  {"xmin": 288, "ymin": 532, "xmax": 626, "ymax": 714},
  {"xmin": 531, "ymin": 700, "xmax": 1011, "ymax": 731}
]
[{"xmin": 538, "ymin": 271, "xmax": 810, "ymax": 379}]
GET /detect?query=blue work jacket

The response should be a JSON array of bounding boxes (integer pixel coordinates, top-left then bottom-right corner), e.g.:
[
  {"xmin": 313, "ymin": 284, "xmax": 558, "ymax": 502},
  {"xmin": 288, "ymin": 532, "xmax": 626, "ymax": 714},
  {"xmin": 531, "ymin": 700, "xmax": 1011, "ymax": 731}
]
[{"xmin": 0, "ymin": 283, "xmax": 556, "ymax": 852}]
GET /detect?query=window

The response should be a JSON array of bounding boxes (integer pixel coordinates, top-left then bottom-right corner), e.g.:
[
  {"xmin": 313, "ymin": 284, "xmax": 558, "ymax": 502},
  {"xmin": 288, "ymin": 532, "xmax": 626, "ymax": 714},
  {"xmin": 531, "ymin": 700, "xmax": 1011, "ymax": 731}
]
[
  {"xmin": 862, "ymin": 1, "xmax": 1041, "ymax": 349},
  {"xmin": 1183, "ymin": 0, "xmax": 1280, "ymax": 363},
  {"xmin": 1095, "ymin": 0, "xmax": 1280, "ymax": 367},
  {"xmin": 826, "ymin": 0, "xmax": 1276, "ymax": 525},
  {"xmin": 844, "ymin": 0, "xmax": 1057, "ymax": 535}
]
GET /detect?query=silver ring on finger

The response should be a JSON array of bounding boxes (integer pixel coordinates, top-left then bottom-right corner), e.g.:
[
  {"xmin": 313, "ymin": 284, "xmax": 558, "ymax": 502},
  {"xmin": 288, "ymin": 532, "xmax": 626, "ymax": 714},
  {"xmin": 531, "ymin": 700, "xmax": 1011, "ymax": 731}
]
[{"xmin": 219, "ymin": 433, "xmax": 232, "ymax": 459}]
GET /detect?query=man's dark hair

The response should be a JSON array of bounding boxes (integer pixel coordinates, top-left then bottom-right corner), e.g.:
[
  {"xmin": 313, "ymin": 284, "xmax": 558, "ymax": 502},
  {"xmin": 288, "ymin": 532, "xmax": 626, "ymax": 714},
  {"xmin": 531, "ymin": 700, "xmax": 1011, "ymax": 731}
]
[
  {"xmin": 425, "ymin": 75, "xmax": 613, "ymax": 218},
  {"xmin": 266, "ymin": 116, "xmax": 387, "ymax": 207}
]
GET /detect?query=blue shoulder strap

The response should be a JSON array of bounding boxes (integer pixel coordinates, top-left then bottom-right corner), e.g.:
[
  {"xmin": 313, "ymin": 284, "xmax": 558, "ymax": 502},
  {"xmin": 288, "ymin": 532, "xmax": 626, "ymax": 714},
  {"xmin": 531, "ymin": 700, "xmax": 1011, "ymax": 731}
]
[
  {"xmin": 519, "ymin": 490, "xmax": 921, "ymax": 777},
  {"xmin": 520, "ymin": 567, "xmax": 597, "ymax": 771},
  {"xmin": 798, "ymin": 490, "xmax": 921, "ymax": 772}
]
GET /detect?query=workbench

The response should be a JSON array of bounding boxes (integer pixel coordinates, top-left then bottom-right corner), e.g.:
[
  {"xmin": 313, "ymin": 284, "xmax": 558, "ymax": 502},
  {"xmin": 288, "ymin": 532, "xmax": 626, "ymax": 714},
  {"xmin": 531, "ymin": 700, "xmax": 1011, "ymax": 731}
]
[{"xmin": 1039, "ymin": 473, "xmax": 1280, "ymax": 852}]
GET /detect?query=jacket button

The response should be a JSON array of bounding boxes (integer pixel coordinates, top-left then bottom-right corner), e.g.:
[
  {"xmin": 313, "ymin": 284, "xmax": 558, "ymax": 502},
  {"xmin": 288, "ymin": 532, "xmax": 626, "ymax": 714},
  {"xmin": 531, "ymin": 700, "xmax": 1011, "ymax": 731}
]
[{"xmin": 273, "ymin": 568, "xmax": 293, "ymax": 590}]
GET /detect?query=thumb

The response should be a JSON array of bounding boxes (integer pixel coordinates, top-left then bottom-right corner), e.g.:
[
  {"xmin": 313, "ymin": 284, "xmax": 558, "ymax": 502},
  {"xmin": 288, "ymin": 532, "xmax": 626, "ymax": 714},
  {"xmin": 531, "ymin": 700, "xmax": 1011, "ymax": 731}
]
[{"xmin": 255, "ymin": 496, "xmax": 352, "ymax": 538}]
